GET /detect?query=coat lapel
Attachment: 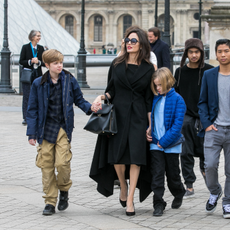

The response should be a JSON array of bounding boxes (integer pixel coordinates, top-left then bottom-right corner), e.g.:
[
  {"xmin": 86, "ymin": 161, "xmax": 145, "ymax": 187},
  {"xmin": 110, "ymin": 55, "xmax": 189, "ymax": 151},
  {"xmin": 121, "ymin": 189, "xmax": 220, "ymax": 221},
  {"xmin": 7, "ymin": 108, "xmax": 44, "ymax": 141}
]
[
  {"xmin": 116, "ymin": 62, "xmax": 132, "ymax": 89},
  {"xmin": 129, "ymin": 60, "xmax": 153, "ymax": 85}
]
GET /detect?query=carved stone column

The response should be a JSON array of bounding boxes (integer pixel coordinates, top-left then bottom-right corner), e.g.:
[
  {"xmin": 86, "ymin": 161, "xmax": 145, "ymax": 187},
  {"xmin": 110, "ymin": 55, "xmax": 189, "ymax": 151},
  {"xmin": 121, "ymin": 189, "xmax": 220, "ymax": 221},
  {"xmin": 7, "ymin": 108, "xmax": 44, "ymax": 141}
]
[{"xmin": 202, "ymin": 0, "xmax": 230, "ymax": 65}]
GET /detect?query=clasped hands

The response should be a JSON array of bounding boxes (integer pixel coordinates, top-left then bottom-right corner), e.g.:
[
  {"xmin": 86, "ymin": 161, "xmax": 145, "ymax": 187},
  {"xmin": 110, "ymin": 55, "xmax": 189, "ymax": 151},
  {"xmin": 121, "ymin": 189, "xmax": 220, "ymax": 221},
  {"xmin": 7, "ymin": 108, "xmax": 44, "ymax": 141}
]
[
  {"xmin": 31, "ymin": 57, "xmax": 39, "ymax": 64},
  {"xmin": 91, "ymin": 95, "xmax": 103, "ymax": 112},
  {"xmin": 146, "ymin": 126, "xmax": 162, "ymax": 148}
]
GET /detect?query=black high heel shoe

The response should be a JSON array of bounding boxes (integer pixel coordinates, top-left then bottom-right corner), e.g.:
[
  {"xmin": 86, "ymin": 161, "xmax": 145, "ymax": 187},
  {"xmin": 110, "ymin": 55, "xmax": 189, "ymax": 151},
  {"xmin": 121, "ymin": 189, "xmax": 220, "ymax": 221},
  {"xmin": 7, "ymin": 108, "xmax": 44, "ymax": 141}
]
[
  {"xmin": 119, "ymin": 181, "xmax": 128, "ymax": 208},
  {"xmin": 126, "ymin": 203, "xmax": 135, "ymax": 216}
]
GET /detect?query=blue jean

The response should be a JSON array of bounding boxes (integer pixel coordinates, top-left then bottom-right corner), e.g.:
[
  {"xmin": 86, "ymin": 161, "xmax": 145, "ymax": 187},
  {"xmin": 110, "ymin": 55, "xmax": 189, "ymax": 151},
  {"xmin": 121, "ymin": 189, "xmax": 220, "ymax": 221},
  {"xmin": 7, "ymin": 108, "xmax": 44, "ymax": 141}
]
[{"xmin": 204, "ymin": 124, "xmax": 230, "ymax": 205}]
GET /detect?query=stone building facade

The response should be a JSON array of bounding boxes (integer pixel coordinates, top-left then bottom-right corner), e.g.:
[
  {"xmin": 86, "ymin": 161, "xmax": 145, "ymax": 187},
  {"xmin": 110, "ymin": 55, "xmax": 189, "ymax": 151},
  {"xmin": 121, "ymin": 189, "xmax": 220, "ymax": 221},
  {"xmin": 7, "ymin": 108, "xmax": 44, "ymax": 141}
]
[{"xmin": 35, "ymin": 0, "xmax": 215, "ymax": 53}]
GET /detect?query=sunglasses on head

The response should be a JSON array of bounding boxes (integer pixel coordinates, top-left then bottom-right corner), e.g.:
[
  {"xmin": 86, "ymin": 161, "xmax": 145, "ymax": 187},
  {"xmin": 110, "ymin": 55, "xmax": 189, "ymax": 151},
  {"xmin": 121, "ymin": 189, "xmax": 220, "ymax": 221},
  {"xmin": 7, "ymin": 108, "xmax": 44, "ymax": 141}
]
[{"xmin": 124, "ymin": 37, "xmax": 139, "ymax": 45}]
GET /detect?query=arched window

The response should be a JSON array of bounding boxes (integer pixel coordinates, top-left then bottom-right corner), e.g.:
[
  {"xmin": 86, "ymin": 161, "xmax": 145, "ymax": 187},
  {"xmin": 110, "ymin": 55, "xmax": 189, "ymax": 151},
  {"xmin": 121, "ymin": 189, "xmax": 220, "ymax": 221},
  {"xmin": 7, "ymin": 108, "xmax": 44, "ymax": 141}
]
[
  {"xmin": 65, "ymin": 15, "xmax": 74, "ymax": 36},
  {"xmin": 123, "ymin": 15, "xmax": 132, "ymax": 35},
  {"xmin": 94, "ymin": 15, "xmax": 102, "ymax": 41},
  {"xmin": 157, "ymin": 14, "xmax": 174, "ymax": 46}
]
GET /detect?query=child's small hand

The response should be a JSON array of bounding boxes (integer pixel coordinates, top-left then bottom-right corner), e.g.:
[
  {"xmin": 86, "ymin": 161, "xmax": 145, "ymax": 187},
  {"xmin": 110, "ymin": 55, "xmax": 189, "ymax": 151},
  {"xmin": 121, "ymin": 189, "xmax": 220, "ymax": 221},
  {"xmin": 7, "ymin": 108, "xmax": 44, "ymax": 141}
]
[
  {"xmin": 157, "ymin": 142, "xmax": 162, "ymax": 148},
  {"xmin": 29, "ymin": 139, "xmax": 36, "ymax": 146},
  {"xmin": 146, "ymin": 126, "xmax": 152, "ymax": 142}
]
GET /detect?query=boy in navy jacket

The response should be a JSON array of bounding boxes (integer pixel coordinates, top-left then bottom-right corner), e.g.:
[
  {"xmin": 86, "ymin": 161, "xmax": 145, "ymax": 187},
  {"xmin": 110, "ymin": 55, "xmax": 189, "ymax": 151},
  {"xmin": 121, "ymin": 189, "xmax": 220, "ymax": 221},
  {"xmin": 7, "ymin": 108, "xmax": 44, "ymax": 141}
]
[{"xmin": 26, "ymin": 49, "xmax": 99, "ymax": 215}]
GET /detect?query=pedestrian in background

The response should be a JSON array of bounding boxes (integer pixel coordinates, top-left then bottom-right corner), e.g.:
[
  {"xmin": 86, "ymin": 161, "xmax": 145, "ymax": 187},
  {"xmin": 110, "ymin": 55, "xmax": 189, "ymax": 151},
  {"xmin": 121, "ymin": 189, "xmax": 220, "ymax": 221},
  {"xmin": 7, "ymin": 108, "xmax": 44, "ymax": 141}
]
[
  {"xmin": 26, "ymin": 49, "xmax": 100, "ymax": 215},
  {"xmin": 148, "ymin": 27, "xmax": 170, "ymax": 69},
  {"xmin": 19, "ymin": 30, "xmax": 45, "ymax": 125},
  {"xmin": 198, "ymin": 39, "xmax": 230, "ymax": 219},
  {"xmin": 146, "ymin": 67, "xmax": 186, "ymax": 216},
  {"xmin": 174, "ymin": 38, "xmax": 213, "ymax": 198},
  {"xmin": 90, "ymin": 26, "xmax": 155, "ymax": 216}
]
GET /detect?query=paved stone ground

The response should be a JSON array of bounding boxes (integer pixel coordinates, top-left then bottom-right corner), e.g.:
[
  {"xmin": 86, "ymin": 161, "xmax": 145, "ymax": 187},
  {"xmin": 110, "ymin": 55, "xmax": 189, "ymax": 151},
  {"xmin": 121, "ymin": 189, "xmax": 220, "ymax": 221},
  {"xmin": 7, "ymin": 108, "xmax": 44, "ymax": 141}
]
[{"xmin": 0, "ymin": 67, "xmax": 228, "ymax": 230}]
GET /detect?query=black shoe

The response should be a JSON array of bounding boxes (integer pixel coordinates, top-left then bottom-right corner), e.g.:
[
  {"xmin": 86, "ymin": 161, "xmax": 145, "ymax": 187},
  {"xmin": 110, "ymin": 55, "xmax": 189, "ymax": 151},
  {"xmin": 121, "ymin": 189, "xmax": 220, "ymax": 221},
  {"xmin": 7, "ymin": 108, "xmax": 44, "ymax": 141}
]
[
  {"xmin": 153, "ymin": 202, "xmax": 167, "ymax": 217},
  {"xmin": 206, "ymin": 190, "xmax": 223, "ymax": 213},
  {"xmin": 43, "ymin": 204, "xmax": 55, "ymax": 215},
  {"xmin": 172, "ymin": 197, "xmax": 183, "ymax": 209},
  {"xmin": 119, "ymin": 181, "xmax": 128, "ymax": 208},
  {"xmin": 22, "ymin": 119, "xmax": 27, "ymax": 125},
  {"xmin": 126, "ymin": 203, "xmax": 135, "ymax": 216},
  {"xmin": 58, "ymin": 191, "xmax": 69, "ymax": 211}
]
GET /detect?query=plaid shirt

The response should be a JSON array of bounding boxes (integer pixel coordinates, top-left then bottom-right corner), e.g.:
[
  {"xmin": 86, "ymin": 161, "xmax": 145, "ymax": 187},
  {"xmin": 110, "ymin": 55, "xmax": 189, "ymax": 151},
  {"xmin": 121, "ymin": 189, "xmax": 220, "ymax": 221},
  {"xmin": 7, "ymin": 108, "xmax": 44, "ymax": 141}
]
[{"xmin": 43, "ymin": 75, "xmax": 66, "ymax": 144}]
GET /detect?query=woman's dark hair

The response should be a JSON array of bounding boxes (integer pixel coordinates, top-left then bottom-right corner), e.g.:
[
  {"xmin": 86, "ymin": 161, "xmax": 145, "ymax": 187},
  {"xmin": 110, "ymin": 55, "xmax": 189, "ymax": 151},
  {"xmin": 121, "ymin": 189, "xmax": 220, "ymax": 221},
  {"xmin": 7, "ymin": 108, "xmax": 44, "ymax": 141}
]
[
  {"xmin": 114, "ymin": 26, "xmax": 151, "ymax": 66},
  {"xmin": 215, "ymin": 39, "xmax": 230, "ymax": 52},
  {"xmin": 28, "ymin": 30, "xmax": 41, "ymax": 41}
]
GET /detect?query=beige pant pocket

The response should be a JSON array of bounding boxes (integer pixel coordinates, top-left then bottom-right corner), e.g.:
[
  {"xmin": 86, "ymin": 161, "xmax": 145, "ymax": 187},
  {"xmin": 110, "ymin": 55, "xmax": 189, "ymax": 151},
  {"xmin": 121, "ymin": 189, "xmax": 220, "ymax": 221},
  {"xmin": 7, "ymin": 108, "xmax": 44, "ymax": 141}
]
[{"xmin": 36, "ymin": 145, "xmax": 43, "ymax": 168}]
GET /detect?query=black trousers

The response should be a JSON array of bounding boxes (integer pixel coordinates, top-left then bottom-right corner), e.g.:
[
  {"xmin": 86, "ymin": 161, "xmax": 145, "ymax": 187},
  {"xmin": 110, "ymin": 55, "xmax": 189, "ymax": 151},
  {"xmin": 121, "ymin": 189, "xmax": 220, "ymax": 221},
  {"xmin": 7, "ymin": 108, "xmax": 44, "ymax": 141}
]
[
  {"xmin": 22, "ymin": 82, "xmax": 31, "ymax": 120},
  {"xmin": 150, "ymin": 150, "xmax": 185, "ymax": 207},
  {"xmin": 181, "ymin": 115, "xmax": 205, "ymax": 188}
]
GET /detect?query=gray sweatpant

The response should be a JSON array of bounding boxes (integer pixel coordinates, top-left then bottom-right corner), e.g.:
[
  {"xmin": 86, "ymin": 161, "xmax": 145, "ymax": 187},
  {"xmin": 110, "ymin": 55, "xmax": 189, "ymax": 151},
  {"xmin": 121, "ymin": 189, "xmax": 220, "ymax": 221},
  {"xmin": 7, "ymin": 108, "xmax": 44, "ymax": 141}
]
[{"xmin": 204, "ymin": 124, "xmax": 230, "ymax": 206}]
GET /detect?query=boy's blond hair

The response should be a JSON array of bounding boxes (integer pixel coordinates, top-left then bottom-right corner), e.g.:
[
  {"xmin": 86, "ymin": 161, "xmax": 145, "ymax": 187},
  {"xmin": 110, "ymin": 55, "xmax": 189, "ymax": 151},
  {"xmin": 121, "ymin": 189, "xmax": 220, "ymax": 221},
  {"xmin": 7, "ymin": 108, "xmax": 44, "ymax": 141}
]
[
  {"xmin": 42, "ymin": 49, "xmax": 64, "ymax": 64},
  {"xmin": 151, "ymin": 67, "xmax": 175, "ymax": 95}
]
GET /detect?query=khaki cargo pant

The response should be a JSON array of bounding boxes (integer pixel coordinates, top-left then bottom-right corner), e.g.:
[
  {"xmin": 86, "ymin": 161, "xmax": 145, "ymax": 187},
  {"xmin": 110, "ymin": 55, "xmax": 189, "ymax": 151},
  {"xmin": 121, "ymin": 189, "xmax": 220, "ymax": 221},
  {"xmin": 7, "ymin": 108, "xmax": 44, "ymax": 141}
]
[{"xmin": 36, "ymin": 128, "xmax": 72, "ymax": 206}]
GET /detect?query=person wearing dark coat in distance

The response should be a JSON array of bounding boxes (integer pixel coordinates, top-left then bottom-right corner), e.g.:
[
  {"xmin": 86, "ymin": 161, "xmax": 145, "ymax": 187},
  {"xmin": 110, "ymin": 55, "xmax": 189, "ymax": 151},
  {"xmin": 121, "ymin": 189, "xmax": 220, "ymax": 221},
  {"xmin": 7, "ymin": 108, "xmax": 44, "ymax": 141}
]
[
  {"xmin": 148, "ymin": 27, "xmax": 170, "ymax": 69},
  {"xmin": 19, "ymin": 30, "xmax": 45, "ymax": 125},
  {"xmin": 90, "ymin": 26, "xmax": 155, "ymax": 216}
]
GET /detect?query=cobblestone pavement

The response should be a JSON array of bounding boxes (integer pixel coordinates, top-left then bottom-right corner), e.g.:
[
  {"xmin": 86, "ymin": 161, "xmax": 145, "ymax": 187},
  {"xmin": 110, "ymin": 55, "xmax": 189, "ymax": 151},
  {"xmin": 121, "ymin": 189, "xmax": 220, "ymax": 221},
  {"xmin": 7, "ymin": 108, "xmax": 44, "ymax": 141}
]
[{"xmin": 0, "ymin": 67, "xmax": 229, "ymax": 230}]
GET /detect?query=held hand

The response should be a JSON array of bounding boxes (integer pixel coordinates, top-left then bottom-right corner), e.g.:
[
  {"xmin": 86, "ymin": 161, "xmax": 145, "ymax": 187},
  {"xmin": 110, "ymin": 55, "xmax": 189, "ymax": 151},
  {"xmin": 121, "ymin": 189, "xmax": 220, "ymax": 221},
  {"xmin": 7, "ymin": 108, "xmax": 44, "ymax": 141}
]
[
  {"xmin": 157, "ymin": 142, "xmax": 162, "ymax": 148},
  {"xmin": 91, "ymin": 102, "xmax": 101, "ymax": 112},
  {"xmin": 146, "ymin": 126, "xmax": 152, "ymax": 142},
  {"xmin": 205, "ymin": 124, "xmax": 218, "ymax": 132},
  {"xmin": 29, "ymin": 139, "xmax": 36, "ymax": 146},
  {"xmin": 92, "ymin": 95, "xmax": 103, "ymax": 112}
]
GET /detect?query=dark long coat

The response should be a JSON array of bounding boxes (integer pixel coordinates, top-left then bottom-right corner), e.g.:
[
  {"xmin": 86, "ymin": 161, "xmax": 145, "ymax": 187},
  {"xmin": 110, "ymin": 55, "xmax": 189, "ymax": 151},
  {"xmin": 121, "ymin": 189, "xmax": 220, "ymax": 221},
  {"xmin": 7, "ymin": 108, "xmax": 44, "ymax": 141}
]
[
  {"xmin": 19, "ymin": 43, "xmax": 45, "ymax": 82},
  {"xmin": 89, "ymin": 60, "xmax": 154, "ymax": 202}
]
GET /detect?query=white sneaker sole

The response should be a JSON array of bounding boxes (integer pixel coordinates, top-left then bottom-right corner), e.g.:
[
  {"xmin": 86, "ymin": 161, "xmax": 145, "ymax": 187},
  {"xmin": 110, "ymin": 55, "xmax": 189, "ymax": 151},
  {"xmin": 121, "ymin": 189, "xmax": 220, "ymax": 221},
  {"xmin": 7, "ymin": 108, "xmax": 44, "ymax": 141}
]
[
  {"xmin": 206, "ymin": 206, "xmax": 216, "ymax": 214},
  {"xmin": 183, "ymin": 194, "xmax": 195, "ymax": 199},
  {"xmin": 223, "ymin": 213, "xmax": 230, "ymax": 219}
]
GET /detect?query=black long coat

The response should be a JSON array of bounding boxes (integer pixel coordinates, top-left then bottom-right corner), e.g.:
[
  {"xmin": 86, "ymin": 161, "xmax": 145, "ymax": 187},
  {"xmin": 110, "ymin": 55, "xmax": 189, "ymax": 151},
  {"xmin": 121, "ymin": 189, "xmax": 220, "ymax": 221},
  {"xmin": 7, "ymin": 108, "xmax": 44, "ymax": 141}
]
[{"xmin": 90, "ymin": 60, "xmax": 154, "ymax": 202}]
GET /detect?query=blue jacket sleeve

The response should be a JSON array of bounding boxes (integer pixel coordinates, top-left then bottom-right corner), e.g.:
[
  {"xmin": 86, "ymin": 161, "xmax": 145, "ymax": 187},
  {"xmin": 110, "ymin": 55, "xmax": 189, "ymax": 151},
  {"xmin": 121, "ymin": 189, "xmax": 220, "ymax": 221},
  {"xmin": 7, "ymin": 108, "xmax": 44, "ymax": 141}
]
[
  {"xmin": 72, "ymin": 77, "xmax": 92, "ymax": 114},
  {"xmin": 198, "ymin": 71, "xmax": 212, "ymax": 130},
  {"xmin": 159, "ymin": 97, "xmax": 186, "ymax": 148},
  {"xmin": 26, "ymin": 82, "xmax": 38, "ymax": 137}
]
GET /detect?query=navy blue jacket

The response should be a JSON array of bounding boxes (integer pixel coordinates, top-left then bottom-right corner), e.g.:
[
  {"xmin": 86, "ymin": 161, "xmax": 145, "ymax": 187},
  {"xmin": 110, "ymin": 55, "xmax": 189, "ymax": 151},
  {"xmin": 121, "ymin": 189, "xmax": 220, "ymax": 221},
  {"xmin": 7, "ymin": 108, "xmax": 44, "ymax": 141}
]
[
  {"xmin": 26, "ymin": 69, "xmax": 92, "ymax": 144},
  {"xmin": 150, "ymin": 39, "xmax": 170, "ymax": 69},
  {"xmin": 198, "ymin": 66, "xmax": 220, "ymax": 137},
  {"xmin": 151, "ymin": 88, "xmax": 186, "ymax": 149}
]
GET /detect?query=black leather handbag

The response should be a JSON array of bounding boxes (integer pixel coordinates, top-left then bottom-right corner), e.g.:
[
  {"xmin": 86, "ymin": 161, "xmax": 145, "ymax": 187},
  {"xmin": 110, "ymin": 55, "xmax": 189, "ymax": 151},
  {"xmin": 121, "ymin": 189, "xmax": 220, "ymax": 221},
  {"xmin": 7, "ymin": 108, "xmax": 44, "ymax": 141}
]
[
  {"xmin": 20, "ymin": 69, "xmax": 33, "ymax": 84},
  {"xmin": 84, "ymin": 94, "xmax": 117, "ymax": 135}
]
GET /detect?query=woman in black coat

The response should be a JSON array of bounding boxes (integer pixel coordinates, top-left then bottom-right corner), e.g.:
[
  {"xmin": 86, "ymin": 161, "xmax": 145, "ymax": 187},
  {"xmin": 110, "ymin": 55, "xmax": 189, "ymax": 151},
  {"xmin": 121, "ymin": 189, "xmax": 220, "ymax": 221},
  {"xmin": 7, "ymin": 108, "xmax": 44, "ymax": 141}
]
[
  {"xmin": 19, "ymin": 30, "xmax": 45, "ymax": 125},
  {"xmin": 90, "ymin": 26, "xmax": 155, "ymax": 216}
]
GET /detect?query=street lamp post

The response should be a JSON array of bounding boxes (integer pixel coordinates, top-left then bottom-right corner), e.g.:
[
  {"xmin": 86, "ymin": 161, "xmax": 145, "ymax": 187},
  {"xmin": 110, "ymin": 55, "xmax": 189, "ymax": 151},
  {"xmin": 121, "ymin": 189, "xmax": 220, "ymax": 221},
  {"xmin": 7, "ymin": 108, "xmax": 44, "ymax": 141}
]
[
  {"xmin": 155, "ymin": 0, "xmax": 158, "ymax": 27},
  {"xmin": 198, "ymin": 0, "xmax": 203, "ymax": 39},
  {"xmin": 77, "ymin": 0, "xmax": 89, "ymax": 88},
  {"xmin": 0, "ymin": 0, "xmax": 14, "ymax": 93},
  {"xmin": 162, "ymin": 0, "xmax": 174, "ymax": 73}
]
